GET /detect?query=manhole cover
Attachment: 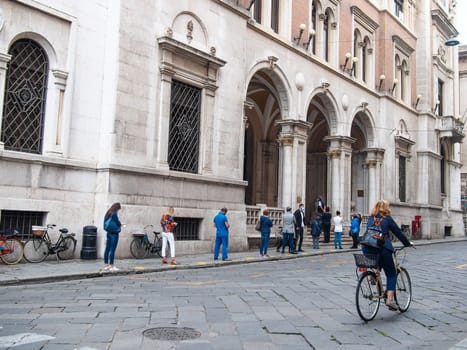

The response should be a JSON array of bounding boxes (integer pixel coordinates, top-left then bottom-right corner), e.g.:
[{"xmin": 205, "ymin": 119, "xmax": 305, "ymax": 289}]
[{"xmin": 143, "ymin": 327, "xmax": 201, "ymax": 341}]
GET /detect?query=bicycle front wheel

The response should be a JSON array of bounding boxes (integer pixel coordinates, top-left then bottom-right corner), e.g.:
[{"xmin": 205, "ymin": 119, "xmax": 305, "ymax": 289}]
[
  {"xmin": 0, "ymin": 238, "xmax": 24, "ymax": 265},
  {"xmin": 395, "ymin": 267, "xmax": 412, "ymax": 312},
  {"xmin": 356, "ymin": 271, "xmax": 382, "ymax": 321},
  {"xmin": 23, "ymin": 238, "xmax": 48, "ymax": 263},
  {"xmin": 57, "ymin": 237, "xmax": 76, "ymax": 260},
  {"xmin": 130, "ymin": 238, "xmax": 149, "ymax": 259}
]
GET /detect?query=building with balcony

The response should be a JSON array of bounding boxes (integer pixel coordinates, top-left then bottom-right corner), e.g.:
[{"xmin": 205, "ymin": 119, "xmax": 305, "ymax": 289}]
[{"xmin": 0, "ymin": 0, "xmax": 464, "ymax": 258}]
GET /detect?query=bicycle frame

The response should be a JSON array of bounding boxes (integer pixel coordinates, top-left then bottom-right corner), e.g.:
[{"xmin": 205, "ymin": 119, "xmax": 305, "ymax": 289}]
[{"xmin": 354, "ymin": 246, "xmax": 412, "ymax": 321}]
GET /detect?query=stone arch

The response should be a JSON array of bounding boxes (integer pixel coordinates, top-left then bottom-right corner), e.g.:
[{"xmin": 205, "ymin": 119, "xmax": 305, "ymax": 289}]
[
  {"xmin": 243, "ymin": 62, "xmax": 291, "ymax": 207},
  {"xmin": 245, "ymin": 60, "xmax": 292, "ymax": 118},
  {"xmin": 10, "ymin": 31, "xmax": 57, "ymax": 68},
  {"xmin": 304, "ymin": 89, "xmax": 339, "ymax": 218},
  {"xmin": 350, "ymin": 108, "xmax": 377, "ymax": 213},
  {"xmin": 171, "ymin": 11, "xmax": 208, "ymax": 50}
]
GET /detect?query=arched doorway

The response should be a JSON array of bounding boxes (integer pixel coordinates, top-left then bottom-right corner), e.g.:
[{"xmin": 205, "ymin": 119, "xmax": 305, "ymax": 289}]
[
  {"xmin": 305, "ymin": 93, "xmax": 333, "ymax": 218},
  {"xmin": 350, "ymin": 111, "xmax": 374, "ymax": 214},
  {"xmin": 244, "ymin": 70, "xmax": 284, "ymax": 207}
]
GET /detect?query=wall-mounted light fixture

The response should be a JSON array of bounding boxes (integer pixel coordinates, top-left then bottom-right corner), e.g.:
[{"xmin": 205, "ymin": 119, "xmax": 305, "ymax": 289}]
[
  {"xmin": 341, "ymin": 52, "xmax": 351, "ymax": 71},
  {"xmin": 414, "ymin": 94, "xmax": 422, "ymax": 109},
  {"xmin": 304, "ymin": 29, "xmax": 315, "ymax": 51},
  {"xmin": 445, "ymin": 36, "xmax": 460, "ymax": 46},
  {"xmin": 247, "ymin": 0, "xmax": 257, "ymax": 11},
  {"xmin": 433, "ymin": 100, "xmax": 440, "ymax": 114},
  {"xmin": 294, "ymin": 23, "xmax": 306, "ymax": 45},
  {"xmin": 349, "ymin": 57, "xmax": 358, "ymax": 75},
  {"xmin": 390, "ymin": 79, "xmax": 398, "ymax": 94},
  {"xmin": 377, "ymin": 74, "xmax": 385, "ymax": 91}
]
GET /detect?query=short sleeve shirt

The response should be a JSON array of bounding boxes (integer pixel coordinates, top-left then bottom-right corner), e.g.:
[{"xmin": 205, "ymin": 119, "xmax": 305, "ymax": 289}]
[{"xmin": 214, "ymin": 212, "xmax": 229, "ymax": 236}]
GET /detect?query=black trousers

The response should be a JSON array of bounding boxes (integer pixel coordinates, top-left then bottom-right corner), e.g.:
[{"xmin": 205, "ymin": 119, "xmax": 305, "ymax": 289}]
[
  {"xmin": 295, "ymin": 227, "xmax": 304, "ymax": 250},
  {"xmin": 322, "ymin": 224, "xmax": 331, "ymax": 243}
]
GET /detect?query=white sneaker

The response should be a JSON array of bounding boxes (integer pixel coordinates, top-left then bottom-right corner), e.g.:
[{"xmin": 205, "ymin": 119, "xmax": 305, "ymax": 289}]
[
  {"xmin": 103, "ymin": 265, "xmax": 111, "ymax": 271},
  {"xmin": 109, "ymin": 266, "xmax": 120, "ymax": 272}
]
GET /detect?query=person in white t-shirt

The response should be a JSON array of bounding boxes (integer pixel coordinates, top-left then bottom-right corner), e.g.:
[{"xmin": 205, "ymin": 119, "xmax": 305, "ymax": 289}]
[{"xmin": 332, "ymin": 210, "xmax": 343, "ymax": 249}]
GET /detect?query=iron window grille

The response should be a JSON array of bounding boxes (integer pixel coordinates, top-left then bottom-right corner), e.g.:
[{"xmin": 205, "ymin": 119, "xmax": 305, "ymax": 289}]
[
  {"xmin": 168, "ymin": 80, "xmax": 201, "ymax": 174},
  {"xmin": 1, "ymin": 39, "xmax": 49, "ymax": 154},
  {"xmin": 0, "ymin": 210, "xmax": 46, "ymax": 240},
  {"xmin": 173, "ymin": 217, "xmax": 201, "ymax": 241}
]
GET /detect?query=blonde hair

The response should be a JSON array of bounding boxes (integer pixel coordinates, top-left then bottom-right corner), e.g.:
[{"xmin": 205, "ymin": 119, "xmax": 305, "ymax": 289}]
[
  {"xmin": 370, "ymin": 200, "xmax": 391, "ymax": 217},
  {"xmin": 166, "ymin": 207, "xmax": 175, "ymax": 216}
]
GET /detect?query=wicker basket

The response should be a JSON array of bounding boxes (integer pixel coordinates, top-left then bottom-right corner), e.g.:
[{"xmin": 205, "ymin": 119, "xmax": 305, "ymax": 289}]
[
  {"xmin": 353, "ymin": 253, "xmax": 379, "ymax": 268},
  {"xmin": 31, "ymin": 226, "xmax": 47, "ymax": 237}
]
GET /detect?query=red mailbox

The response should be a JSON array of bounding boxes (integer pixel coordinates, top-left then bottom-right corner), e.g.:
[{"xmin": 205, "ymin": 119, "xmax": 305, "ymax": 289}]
[{"xmin": 412, "ymin": 215, "xmax": 422, "ymax": 238}]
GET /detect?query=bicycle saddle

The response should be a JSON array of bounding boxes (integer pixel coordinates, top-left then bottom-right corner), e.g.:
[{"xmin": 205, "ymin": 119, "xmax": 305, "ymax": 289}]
[{"xmin": 59, "ymin": 228, "xmax": 69, "ymax": 234}]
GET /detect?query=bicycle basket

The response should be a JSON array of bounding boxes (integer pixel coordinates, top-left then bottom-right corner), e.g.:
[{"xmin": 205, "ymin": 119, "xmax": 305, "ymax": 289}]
[
  {"xmin": 32, "ymin": 226, "xmax": 47, "ymax": 237},
  {"xmin": 353, "ymin": 253, "xmax": 379, "ymax": 268}
]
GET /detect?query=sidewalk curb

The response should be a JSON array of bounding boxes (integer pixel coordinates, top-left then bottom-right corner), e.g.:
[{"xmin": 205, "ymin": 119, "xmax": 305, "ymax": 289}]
[{"xmin": 2, "ymin": 237, "xmax": 466, "ymax": 286}]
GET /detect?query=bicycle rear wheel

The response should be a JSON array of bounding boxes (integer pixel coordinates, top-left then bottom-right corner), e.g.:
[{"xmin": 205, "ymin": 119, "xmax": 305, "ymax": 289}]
[
  {"xmin": 130, "ymin": 238, "xmax": 149, "ymax": 259},
  {"xmin": 23, "ymin": 238, "xmax": 48, "ymax": 263},
  {"xmin": 153, "ymin": 237, "xmax": 162, "ymax": 258},
  {"xmin": 356, "ymin": 271, "xmax": 381, "ymax": 321},
  {"xmin": 57, "ymin": 237, "xmax": 77, "ymax": 260},
  {"xmin": 0, "ymin": 238, "xmax": 24, "ymax": 265},
  {"xmin": 395, "ymin": 267, "xmax": 412, "ymax": 312}
]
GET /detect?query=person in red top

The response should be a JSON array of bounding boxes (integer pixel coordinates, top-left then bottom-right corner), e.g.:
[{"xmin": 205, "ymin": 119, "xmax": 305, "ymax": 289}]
[{"xmin": 160, "ymin": 207, "xmax": 177, "ymax": 265}]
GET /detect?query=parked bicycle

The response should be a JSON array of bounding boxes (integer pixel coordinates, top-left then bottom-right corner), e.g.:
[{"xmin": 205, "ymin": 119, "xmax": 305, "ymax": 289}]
[
  {"xmin": 23, "ymin": 224, "xmax": 77, "ymax": 263},
  {"xmin": 0, "ymin": 229, "xmax": 24, "ymax": 265},
  {"xmin": 130, "ymin": 225, "xmax": 162, "ymax": 259},
  {"xmin": 353, "ymin": 246, "xmax": 412, "ymax": 321}
]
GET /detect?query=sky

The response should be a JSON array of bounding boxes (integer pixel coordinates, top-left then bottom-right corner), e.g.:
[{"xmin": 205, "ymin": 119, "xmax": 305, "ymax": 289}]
[{"xmin": 457, "ymin": 1, "xmax": 467, "ymax": 45}]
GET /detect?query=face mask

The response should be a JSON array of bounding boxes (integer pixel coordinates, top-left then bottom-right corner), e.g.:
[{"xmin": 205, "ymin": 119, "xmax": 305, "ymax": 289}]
[{"xmin": 301, "ymin": 207, "xmax": 305, "ymax": 212}]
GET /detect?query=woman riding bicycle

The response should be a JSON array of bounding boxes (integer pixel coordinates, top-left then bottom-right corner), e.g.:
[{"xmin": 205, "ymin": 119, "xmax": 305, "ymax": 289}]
[{"xmin": 362, "ymin": 200, "xmax": 412, "ymax": 311}]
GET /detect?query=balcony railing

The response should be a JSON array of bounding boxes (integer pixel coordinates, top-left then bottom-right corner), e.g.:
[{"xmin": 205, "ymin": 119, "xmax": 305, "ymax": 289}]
[
  {"xmin": 439, "ymin": 115, "xmax": 465, "ymax": 144},
  {"xmin": 246, "ymin": 205, "xmax": 283, "ymax": 236}
]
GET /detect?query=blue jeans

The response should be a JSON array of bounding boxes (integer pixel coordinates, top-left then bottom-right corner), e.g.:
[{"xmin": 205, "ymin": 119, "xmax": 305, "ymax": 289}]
[
  {"xmin": 259, "ymin": 232, "xmax": 270, "ymax": 255},
  {"xmin": 214, "ymin": 235, "xmax": 229, "ymax": 260},
  {"xmin": 104, "ymin": 232, "xmax": 119, "ymax": 265},
  {"xmin": 312, "ymin": 236, "xmax": 320, "ymax": 248},
  {"xmin": 282, "ymin": 233, "xmax": 295, "ymax": 252},
  {"xmin": 334, "ymin": 231, "xmax": 342, "ymax": 248},
  {"xmin": 362, "ymin": 246, "xmax": 397, "ymax": 290}
]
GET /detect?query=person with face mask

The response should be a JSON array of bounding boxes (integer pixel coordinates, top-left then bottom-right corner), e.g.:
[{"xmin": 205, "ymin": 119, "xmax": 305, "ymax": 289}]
[{"xmin": 293, "ymin": 203, "xmax": 307, "ymax": 252}]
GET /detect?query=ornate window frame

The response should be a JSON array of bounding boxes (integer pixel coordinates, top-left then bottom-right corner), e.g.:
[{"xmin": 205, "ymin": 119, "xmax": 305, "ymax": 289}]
[{"xmin": 157, "ymin": 34, "xmax": 225, "ymax": 174}]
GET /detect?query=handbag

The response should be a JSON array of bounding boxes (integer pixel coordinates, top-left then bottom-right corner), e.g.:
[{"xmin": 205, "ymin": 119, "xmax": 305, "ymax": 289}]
[
  {"xmin": 104, "ymin": 216, "xmax": 112, "ymax": 230},
  {"xmin": 255, "ymin": 217, "xmax": 261, "ymax": 231},
  {"xmin": 360, "ymin": 216, "xmax": 385, "ymax": 249}
]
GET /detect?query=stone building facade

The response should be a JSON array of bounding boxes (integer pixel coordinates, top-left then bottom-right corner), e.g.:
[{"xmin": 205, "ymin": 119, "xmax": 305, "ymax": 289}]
[
  {"xmin": 0, "ymin": 0, "xmax": 464, "ymax": 258},
  {"xmin": 459, "ymin": 44, "xmax": 467, "ymax": 233}
]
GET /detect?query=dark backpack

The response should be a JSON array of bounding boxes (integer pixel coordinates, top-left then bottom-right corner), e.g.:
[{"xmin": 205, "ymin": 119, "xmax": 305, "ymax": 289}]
[{"xmin": 360, "ymin": 216, "xmax": 385, "ymax": 249}]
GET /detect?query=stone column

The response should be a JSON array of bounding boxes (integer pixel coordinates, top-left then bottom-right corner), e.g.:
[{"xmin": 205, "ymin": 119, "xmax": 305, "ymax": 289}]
[
  {"xmin": 325, "ymin": 136, "xmax": 355, "ymax": 217},
  {"xmin": 155, "ymin": 61, "xmax": 175, "ymax": 170},
  {"xmin": 277, "ymin": 134, "xmax": 294, "ymax": 208},
  {"xmin": 0, "ymin": 52, "xmax": 12, "ymax": 151},
  {"xmin": 44, "ymin": 69, "xmax": 68, "ymax": 156},
  {"xmin": 366, "ymin": 148, "xmax": 385, "ymax": 208},
  {"xmin": 277, "ymin": 119, "xmax": 313, "ymax": 208}
]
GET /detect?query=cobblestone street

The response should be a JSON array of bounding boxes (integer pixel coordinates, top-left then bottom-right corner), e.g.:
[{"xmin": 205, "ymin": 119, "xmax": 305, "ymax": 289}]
[{"xmin": 1, "ymin": 242, "xmax": 466, "ymax": 349}]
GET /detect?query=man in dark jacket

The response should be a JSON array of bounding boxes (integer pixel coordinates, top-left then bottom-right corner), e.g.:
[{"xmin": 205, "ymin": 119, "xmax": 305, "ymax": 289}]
[
  {"xmin": 293, "ymin": 203, "xmax": 307, "ymax": 252},
  {"xmin": 321, "ymin": 206, "xmax": 332, "ymax": 243}
]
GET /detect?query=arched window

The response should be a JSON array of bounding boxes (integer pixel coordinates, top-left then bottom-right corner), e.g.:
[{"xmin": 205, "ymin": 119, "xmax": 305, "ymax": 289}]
[
  {"xmin": 353, "ymin": 29, "xmax": 361, "ymax": 78},
  {"xmin": 362, "ymin": 37, "xmax": 371, "ymax": 83},
  {"xmin": 253, "ymin": 0, "xmax": 262, "ymax": 23},
  {"xmin": 394, "ymin": 54, "xmax": 401, "ymax": 97},
  {"xmin": 1, "ymin": 39, "xmax": 49, "ymax": 154},
  {"xmin": 311, "ymin": 0, "xmax": 317, "ymax": 54},
  {"xmin": 323, "ymin": 9, "xmax": 330, "ymax": 62},
  {"xmin": 401, "ymin": 60, "xmax": 408, "ymax": 102},
  {"xmin": 271, "ymin": 0, "xmax": 279, "ymax": 33}
]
